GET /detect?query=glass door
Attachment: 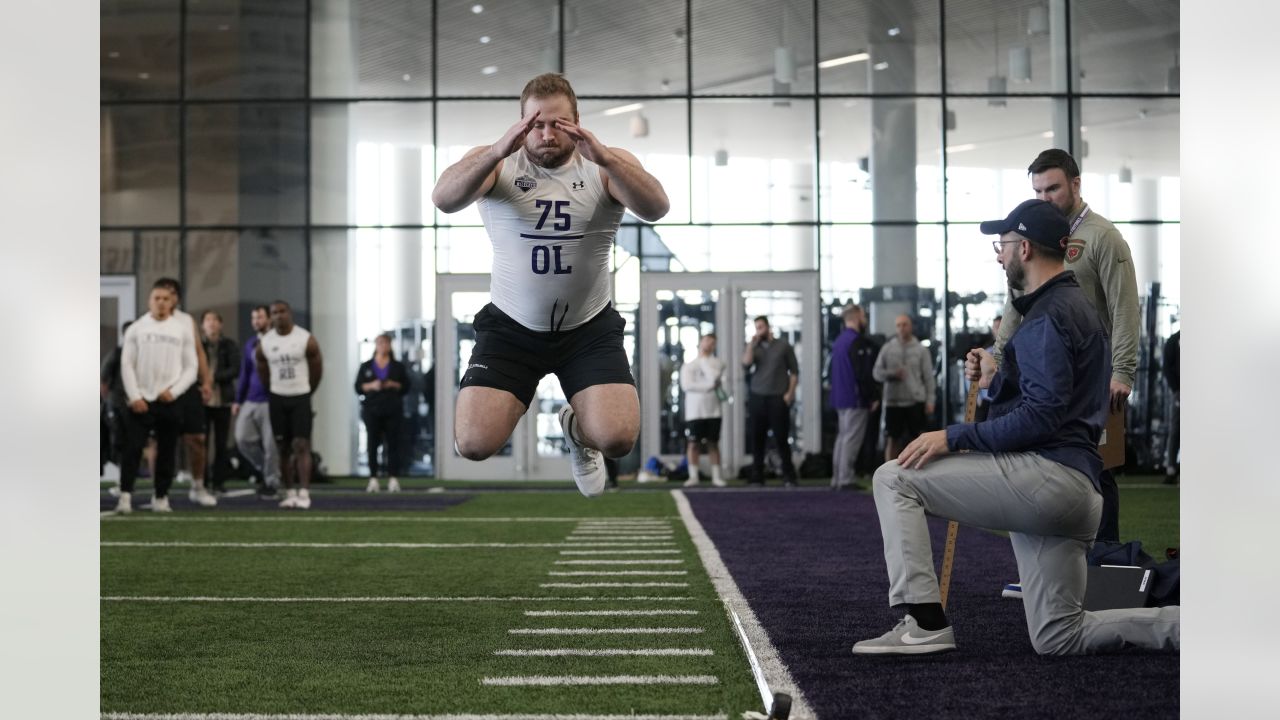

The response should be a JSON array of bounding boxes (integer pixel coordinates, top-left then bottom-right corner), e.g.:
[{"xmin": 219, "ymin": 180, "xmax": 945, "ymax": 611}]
[
  {"xmin": 639, "ymin": 272, "xmax": 820, "ymax": 480},
  {"xmin": 434, "ymin": 274, "xmax": 571, "ymax": 482}
]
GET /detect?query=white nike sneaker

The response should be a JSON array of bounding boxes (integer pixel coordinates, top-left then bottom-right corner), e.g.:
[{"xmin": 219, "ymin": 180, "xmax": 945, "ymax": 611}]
[
  {"xmin": 150, "ymin": 496, "xmax": 172, "ymax": 513},
  {"xmin": 387, "ymin": 477, "xmax": 401, "ymax": 493},
  {"xmin": 365, "ymin": 477, "xmax": 380, "ymax": 493},
  {"xmin": 279, "ymin": 489, "xmax": 299, "ymax": 509},
  {"xmin": 114, "ymin": 491, "xmax": 132, "ymax": 514},
  {"xmin": 558, "ymin": 405, "xmax": 607, "ymax": 498},
  {"xmin": 852, "ymin": 614, "xmax": 956, "ymax": 655},
  {"xmin": 711, "ymin": 476, "xmax": 728, "ymax": 488},
  {"xmin": 683, "ymin": 477, "xmax": 700, "ymax": 488},
  {"xmin": 295, "ymin": 489, "xmax": 312, "ymax": 510}
]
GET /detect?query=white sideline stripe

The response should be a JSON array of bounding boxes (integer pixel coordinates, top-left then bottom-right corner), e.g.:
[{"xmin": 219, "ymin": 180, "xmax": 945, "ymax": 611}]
[
  {"xmin": 555, "ymin": 559, "xmax": 684, "ymax": 565},
  {"xmin": 101, "ymin": 541, "xmax": 673, "ymax": 549},
  {"xmin": 672, "ymin": 490, "xmax": 814, "ymax": 720},
  {"xmin": 524, "ymin": 609, "xmax": 698, "ymax": 616},
  {"xmin": 222, "ymin": 489, "xmax": 258, "ymax": 498},
  {"xmin": 495, "ymin": 648, "xmax": 711, "ymax": 656},
  {"xmin": 540, "ymin": 582, "xmax": 689, "ymax": 588},
  {"xmin": 101, "ymin": 516, "xmax": 675, "ymax": 523},
  {"xmin": 547, "ymin": 571, "xmax": 688, "ymax": 576},
  {"xmin": 481, "ymin": 675, "xmax": 717, "ymax": 687},
  {"xmin": 101, "ymin": 595, "xmax": 694, "ymax": 603},
  {"xmin": 103, "ymin": 707, "xmax": 727, "ymax": 712},
  {"xmin": 565, "ymin": 530, "xmax": 675, "ymax": 535},
  {"xmin": 509, "ymin": 627, "xmax": 704, "ymax": 635},
  {"xmin": 559, "ymin": 550, "xmax": 680, "ymax": 555}
]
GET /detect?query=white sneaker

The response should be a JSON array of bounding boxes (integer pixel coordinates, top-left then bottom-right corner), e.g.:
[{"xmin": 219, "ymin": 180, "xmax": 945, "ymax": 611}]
[
  {"xmin": 115, "ymin": 491, "xmax": 132, "ymax": 514},
  {"xmin": 151, "ymin": 495, "xmax": 172, "ymax": 513},
  {"xmin": 387, "ymin": 477, "xmax": 401, "ymax": 493},
  {"xmin": 711, "ymin": 476, "xmax": 728, "ymax": 488},
  {"xmin": 366, "ymin": 477, "xmax": 380, "ymax": 493},
  {"xmin": 279, "ymin": 489, "xmax": 299, "ymax": 509},
  {"xmin": 683, "ymin": 477, "xmax": 700, "ymax": 488},
  {"xmin": 176, "ymin": 470, "xmax": 193, "ymax": 485},
  {"xmin": 190, "ymin": 487, "xmax": 217, "ymax": 507},
  {"xmin": 558, "ymin": 405, "xmax": 607, "ymax": 498},
  {"xmin": 108, "ymin": 484, "xmax": 121, "ymax": 498},
  {"xmin": 295, "ymin": 489, "xmax": 312, "ymax": 510}
]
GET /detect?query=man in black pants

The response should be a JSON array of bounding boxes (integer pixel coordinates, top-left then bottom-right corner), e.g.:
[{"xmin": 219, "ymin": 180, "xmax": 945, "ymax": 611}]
[
  {"xmin": 355, "ymin": 333, "xmax": 409, "ymax": 492},
  {"xmin": 742, "ymin": 315, "xmax": 800, "ymax": 487},
  {"xmin": 201, "ymin": 310, "xmax": 240, "ymax": 494},
  {"xmin": 117, "ymin": 281, "xmax": 199, "ymax": 513}
]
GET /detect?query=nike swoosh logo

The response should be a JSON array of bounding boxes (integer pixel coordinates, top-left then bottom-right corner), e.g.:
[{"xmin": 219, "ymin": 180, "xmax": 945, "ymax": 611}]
[{"xmin": 902, "ymin": 631, "xmax": 946, "ymax": 645}]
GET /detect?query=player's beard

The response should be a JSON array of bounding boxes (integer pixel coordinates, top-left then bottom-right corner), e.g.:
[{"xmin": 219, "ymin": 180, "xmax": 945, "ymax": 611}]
[
  {"xmin": 527, "ymin": 141, "xmax": 574, "ymax": 169},
  {"xmin": 1004, "ymin": 252, "xmax": 1026, "ymax": 291}
]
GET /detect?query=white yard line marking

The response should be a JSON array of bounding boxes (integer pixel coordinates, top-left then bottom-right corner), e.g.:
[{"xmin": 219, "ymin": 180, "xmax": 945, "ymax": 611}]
[
  {"xmin": 566, "ymin": 535, "xmax": 676, "ymax": 541},
  {"xmin": 221, "ymin": 489, "xmax": 259, "ymax": 498},
  {"xmin": 673, "ymin": 489, "xmax": 814, "ymax": 720},
  {"xmin": 101, "ymin": 516, "xmax": 675, "ymax": 523},
  {"xmin": 539, "ymin": 582, "xmax": 689, "ymax": 588},
  {"xmin": 101, "ymin": 707, "xmax": 727, "ymax": 712},
  {"xmin": 554, "ymin": 559, "xmax": 684, "ymax": 565},
  {"xmin": 495, "ymin": 648, "xmax": 712, "ymax": 657},
  {"xmin": 101, "ymin": 541, "xmax": 673, "ymax": 549},
  {"xmin": 101, "ymin": 595, "xmax": 695, "ymax": 603},
  {"xmin": 481, "ymin": 675, "xmax": 717, "ymax": 687},
  {"xmin": 524, "ymin": 609, "xmax": 698, "ymax": 617},
  {"xmin": 559, "ymin": 550, "xmax": 681, "ymax": 555},
  {"xmin": 547, "ymin": 571, "xmax": 688, "ymax": 576},
  {"xmin": 509, "ymin": 627, "xmax": 704, "ymax": 635}
]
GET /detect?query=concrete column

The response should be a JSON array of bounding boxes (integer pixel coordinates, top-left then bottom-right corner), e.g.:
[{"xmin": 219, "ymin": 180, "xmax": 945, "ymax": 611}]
[
  {"xmin": 868, "ymin": 1, "xmax": 917, "ymax": 334},
  {"xmin": 310, "ymin": 231, "xmax": 358, "ymax": 475},
  {"xmin": 311, "ymin": 0, "xmax": 358, "ymax": 97},
  {"xmin": 379, "ymin": 146, "xmax": 423, "ymax": 329},
  {"xmin": 778, "ymin": 161, "xmax": 816, "ymax": 270},
  {"xmin": 1129, "ymin": 177, "xmax": 1160, "ymax": 294}
]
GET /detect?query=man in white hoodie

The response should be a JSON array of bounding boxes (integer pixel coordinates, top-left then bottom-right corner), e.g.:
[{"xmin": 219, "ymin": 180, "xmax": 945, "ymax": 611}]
[{"xmin": 117, "ymin": 279, "xmax": 200, "ymax": 513}]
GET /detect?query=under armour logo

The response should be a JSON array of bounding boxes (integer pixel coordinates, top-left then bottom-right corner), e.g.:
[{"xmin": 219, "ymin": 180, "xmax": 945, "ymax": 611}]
[{"xmin": 572, "ymin": 181, "xmax": 585, "ymax": 190}]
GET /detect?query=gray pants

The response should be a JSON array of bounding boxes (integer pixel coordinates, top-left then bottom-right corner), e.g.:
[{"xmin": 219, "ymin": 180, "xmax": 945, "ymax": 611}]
[
  {"xmin": 235, "ymin": 401, "xmax": 280, "ymax": 487},
  {"xmin": 873, "ymin": 452, "xmax": 1180, "ymax": 655},
  {"xmin": 832, "ymin": 407, "xmax": 870, "ymax": 488}
]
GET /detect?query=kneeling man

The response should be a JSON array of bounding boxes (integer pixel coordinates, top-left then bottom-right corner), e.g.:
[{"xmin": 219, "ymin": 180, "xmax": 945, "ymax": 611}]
[{"xmin": 854, "ymin": 199, "xmax": 1179, "ymax": 656}]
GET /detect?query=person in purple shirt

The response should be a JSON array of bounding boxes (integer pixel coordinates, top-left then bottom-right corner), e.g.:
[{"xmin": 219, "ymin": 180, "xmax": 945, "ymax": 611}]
[
  {"xmin": 232, "ymin": 305, "xmax": 280, "ymax": 497},
  {"xmin": 851, "ymin": 199, "xmax": 1179, "ymax": 657},
  {"xmin": 829, "ymin": 303, "xmax": 880, "ymax": 490}
]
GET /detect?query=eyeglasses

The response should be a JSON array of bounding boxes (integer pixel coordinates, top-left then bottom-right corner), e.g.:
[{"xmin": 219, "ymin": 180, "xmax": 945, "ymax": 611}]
[{"xmin": 991, "ymin": 239, "xmax": 1021, "ymax": 253}]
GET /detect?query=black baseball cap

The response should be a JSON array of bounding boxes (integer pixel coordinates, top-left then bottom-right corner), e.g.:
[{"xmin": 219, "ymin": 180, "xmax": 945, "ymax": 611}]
[{"xmin": 979, "ymin": 198, "xmax": 1069, "ymax": 250}]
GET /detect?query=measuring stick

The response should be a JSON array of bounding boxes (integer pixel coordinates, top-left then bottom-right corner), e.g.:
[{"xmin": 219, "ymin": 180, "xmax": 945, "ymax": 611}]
[{"xmin": 939, "ymin": 381, "xmax": 981, "ymax": 609}]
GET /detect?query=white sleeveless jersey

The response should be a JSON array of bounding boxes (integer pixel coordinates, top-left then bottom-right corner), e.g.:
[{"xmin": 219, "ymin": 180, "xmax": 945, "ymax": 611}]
[
  {"xmin": 261, "ymin": 326, "xmax": 312, "ymax": 397},
  {"xmin": 478, "ymin": 148, "xmax": 625, "ymax": 331}
]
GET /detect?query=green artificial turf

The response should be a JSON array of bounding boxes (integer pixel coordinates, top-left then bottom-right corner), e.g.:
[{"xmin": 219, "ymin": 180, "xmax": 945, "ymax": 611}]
[{"xmin": 101, "ymin": 492, "xmax": 760, "ymax": 717}]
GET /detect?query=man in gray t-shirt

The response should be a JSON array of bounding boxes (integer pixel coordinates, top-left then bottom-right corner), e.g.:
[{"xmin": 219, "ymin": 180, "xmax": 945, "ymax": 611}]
[{"xmin": 741, "ymin": 316, "xmax": 799, "ymax": 486}]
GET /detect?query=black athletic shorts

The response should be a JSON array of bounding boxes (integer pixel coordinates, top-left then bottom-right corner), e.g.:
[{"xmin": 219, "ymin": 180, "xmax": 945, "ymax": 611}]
[
  {"xmin": 459, "ymin": 302, "xmax": 635, "ymax": 408},
  {"xmin": 269, "ymin": 393, "xmax": 313, "ymax": 444},
  {"xmin": 884, "ymin": 403, "xmax": 927, "ymax": 441},
  {"xmin": 178, "ymin": 385, "xmax": 207, "ymax": 435},
  {"xmin": 684, "ymin": 418, "xmax": 723, "ymax": 444}
]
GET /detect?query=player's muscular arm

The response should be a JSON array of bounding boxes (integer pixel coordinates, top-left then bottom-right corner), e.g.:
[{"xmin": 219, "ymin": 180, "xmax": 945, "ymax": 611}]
[
  {"xmin": 432, "ymin": 112, "xmax": 540, "ymax": 213},
  {"xmin": 552, "ymin": 119, "xmax": 669, "ymax": 221},
  {"xmin": 306, "ymin": 337, "xmax": 324, "ymax": 392}
]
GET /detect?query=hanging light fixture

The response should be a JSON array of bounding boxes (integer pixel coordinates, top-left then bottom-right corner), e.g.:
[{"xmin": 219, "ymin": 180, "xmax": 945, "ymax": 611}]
[{"xmin": 988, "ymin": 20, "xmax": 1007, "ymax": 107}]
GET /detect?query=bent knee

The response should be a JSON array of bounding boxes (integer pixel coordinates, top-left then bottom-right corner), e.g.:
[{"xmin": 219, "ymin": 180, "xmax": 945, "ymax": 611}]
[
  {"xmin": 872, "ymin": 461, "xmax": 902, "ymax": 489},
  {"xmin": 599, "ymin": 436, "xmax": 636, "ymax": 459},
  {"xmin": 454, "ymin": 435, "xmax": 499, "ymax": 462}
]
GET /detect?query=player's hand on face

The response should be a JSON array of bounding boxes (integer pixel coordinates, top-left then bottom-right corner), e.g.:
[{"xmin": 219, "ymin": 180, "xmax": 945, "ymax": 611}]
[
  {"xmin": 551, "ymin": 118, "xmax": 610, "ymax": 165},
  {"xmin": 897, "ymin": 429, "xmax": 950, "ymax": 470},
  {"xmin": 493, "ymin": 110, "xmax": 541, "ymax": 158}
]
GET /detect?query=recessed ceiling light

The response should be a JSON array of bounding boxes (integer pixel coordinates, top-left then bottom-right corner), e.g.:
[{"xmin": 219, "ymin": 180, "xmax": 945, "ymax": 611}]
[
  {"xmin": 472, "ymin": 4, "xmax": 483, "ymax": 13},
  {"xmin": 479, "ymin": 35, "xmax": 490, "ymax": 44},
  {"xmin": 108, "ymin": 51, "xmax": 120, "ymax": 59},
  {"xmin": 887, "ymin": 27, "xmax": 901, "ymax": 36},
  {"xmin": 137, "ymin": 72, "xmax": 150, "ymax": 80},
  {"xmin": 602, "ymin": 102, "xmax": 644, "ymax": 116},
  {"xmin": 482, "ymin": 65, "xmax": 498, "ymax": 75},
  {"xmin": 402, "ymin": 74, "xmax": 412, "ymax": 81},
  {"xmin": 873, "ymin": 61, "xmax": 890, "ymax": 71}
]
